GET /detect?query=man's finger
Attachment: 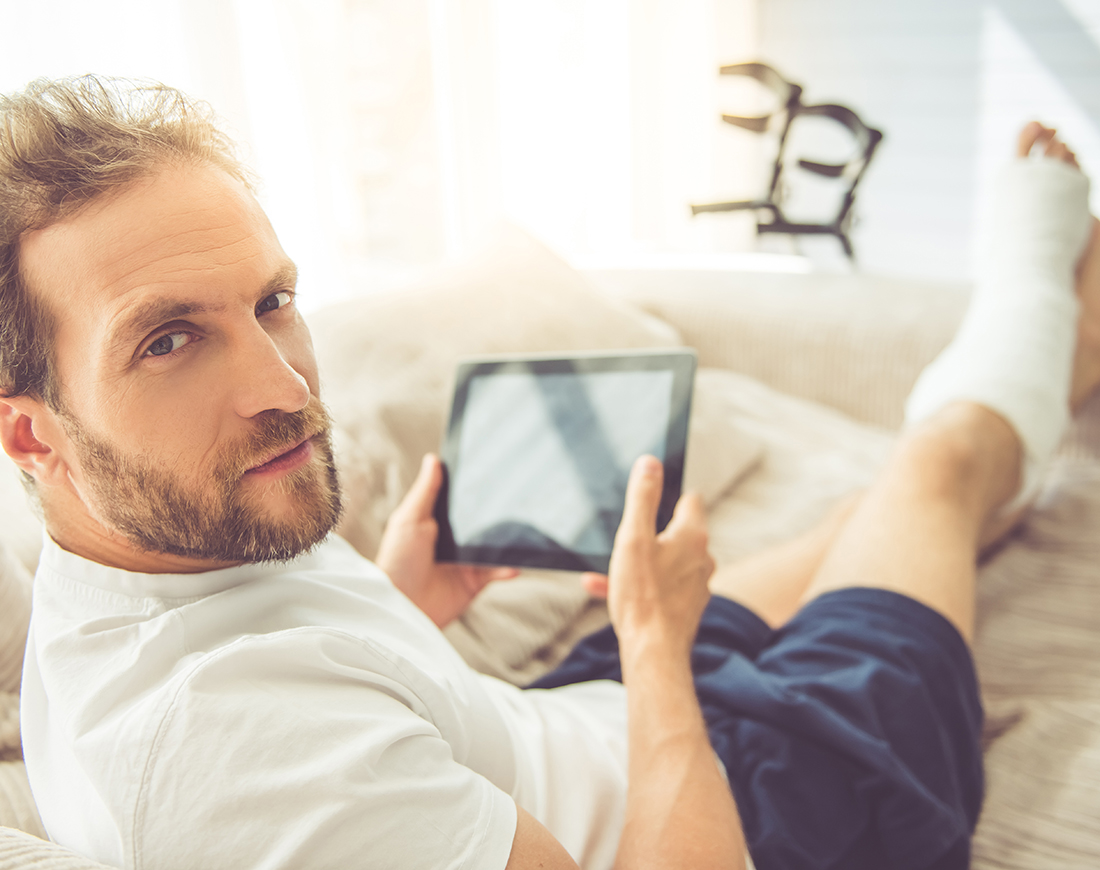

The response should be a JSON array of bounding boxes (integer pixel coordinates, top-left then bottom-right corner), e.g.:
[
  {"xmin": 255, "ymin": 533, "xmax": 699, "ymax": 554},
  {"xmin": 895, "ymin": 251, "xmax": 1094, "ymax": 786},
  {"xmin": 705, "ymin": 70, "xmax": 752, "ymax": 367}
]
[
  {"xmin": 457, "ymin": 564, "xmax": 520, "ymax": 593},
  {"xmin": 662, "ymin": 491, "xmax": 707, "ymax": 536},
  {"xmin": 395, "ymin": 454, "xmax": 443, "ymax": 520},
  {"xmin": 457, "ymin": 564, "xmax": 520, "ymax": 580},
  {"xmin": 582, "ymin": 573, "xmax": 609, "ymax": 598},
  {"xmin": 619, "ymin": 455, "xmax": 663, "ymax": 536}
]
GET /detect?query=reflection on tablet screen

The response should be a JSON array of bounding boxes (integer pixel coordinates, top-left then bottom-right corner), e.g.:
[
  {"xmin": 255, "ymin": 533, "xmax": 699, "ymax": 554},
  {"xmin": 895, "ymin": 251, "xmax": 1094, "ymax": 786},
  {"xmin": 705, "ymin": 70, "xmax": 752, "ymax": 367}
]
[{"xmin": 449, "ymin": 369, "xmax": 674, "ymax": 559}]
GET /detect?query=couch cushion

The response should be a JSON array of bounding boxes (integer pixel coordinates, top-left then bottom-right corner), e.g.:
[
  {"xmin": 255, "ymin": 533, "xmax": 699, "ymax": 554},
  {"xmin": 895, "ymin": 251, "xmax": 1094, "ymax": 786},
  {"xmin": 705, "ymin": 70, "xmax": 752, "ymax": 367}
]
[
  {"xmin": 588, "ymin": 269, "xmax": 968, "ymax": 430},
  {"xmin": 969, "ymin": 400, "xmax": 1100, "ymax": 867}
]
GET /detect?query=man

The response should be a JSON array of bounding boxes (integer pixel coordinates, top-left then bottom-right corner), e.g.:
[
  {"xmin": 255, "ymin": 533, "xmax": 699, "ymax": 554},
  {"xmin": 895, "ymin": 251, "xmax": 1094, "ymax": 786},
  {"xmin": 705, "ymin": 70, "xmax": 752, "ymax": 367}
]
[{"xmin": 0, "ymin": 76, "xmax": 1096, "ymax": 870}]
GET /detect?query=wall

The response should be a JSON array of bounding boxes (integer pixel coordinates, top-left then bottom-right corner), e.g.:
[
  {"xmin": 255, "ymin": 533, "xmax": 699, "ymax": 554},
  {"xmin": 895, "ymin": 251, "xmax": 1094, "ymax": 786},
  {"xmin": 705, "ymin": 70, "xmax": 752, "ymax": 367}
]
[
  {"xmin": 757, "ymin": 0, "xmax": 1100, "ymax": 281},
  {"xmin": 8, "ymin": 2, "xmax": 1094, "ymax": 291}
]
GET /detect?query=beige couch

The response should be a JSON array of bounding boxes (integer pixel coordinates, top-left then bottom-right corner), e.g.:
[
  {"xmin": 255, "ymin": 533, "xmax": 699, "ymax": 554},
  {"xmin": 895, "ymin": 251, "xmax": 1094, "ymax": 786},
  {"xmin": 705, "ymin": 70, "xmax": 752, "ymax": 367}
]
[{"xmin": 1, "ymin": 228, "xmax": 1098, "ymax": 868}]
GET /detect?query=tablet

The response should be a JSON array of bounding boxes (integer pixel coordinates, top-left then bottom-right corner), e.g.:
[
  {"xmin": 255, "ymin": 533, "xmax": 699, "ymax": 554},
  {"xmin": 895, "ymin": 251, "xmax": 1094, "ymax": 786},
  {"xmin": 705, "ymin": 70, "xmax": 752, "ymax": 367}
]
[{"xmin": 433, "ymin": 349, "xmax": 696, "ymax": 573}]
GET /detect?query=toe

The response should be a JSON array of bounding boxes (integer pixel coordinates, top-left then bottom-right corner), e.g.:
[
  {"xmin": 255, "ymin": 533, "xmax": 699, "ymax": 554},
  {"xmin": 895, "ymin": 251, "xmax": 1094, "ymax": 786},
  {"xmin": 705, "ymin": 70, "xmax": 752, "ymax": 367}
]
[{"xmin": 1018, "ymin": 121, "xmax": 1053, "ymax": 157}]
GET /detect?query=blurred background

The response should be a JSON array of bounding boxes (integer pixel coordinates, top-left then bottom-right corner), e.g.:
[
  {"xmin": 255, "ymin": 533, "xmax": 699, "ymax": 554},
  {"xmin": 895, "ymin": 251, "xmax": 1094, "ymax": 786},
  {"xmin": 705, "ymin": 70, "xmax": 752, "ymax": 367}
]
[{"xmin": 2, "ymin": 0, "xmax": 1098, "ymax": 309}]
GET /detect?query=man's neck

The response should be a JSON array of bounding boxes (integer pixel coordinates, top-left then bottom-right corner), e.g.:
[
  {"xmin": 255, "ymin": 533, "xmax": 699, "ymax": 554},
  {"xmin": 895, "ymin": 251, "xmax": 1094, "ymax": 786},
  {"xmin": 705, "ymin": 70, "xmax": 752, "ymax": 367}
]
[{"xmin": 44, "ymin": 489, "xmax": 240, "ymax": 575}]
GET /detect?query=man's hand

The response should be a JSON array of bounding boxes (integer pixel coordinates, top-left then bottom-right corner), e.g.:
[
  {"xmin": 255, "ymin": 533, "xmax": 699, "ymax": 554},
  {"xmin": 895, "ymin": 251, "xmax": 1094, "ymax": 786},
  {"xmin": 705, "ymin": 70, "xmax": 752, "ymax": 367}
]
[
  {"xmin": 376, "ymin": 454, "xmax": 518, "ymax": 628},
  {"xmin": 603, "ymin": 455, "xmax": 714, "ymax": 659},
  {"xmin": 597, "ymin": 458, "xmax": 745, "ymax": 870}
]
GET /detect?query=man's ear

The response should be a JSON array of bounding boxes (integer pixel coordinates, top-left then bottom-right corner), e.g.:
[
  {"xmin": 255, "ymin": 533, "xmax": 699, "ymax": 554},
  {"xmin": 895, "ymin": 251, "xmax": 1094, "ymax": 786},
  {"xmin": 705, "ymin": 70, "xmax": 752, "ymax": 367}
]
[{"xmin": 0, "ymin": 397, "xmax": 70, "ymax": 485}]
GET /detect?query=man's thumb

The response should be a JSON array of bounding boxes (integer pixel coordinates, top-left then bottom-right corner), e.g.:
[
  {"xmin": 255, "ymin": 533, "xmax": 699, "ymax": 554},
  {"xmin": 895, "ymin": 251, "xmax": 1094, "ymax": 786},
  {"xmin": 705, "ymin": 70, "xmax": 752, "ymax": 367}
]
[{"xmin": 400, "ymin": 454, "xmax": 442, "ymax": 519}]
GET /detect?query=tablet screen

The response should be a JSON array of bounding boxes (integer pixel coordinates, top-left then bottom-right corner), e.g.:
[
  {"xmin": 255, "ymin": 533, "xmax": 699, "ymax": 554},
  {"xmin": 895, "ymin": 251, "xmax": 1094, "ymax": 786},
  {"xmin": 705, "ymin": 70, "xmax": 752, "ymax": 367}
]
[{"xmin": 434, "ymin": 351, "xmax": 695, "ymax": 573}]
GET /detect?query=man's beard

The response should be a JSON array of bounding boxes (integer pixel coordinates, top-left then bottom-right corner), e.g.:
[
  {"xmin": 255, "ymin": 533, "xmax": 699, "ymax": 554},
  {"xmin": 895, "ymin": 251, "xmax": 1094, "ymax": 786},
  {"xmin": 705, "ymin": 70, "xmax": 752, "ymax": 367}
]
[{"xmin": 61, "ymin": 398, "xmax": 344, "ymax": 564}]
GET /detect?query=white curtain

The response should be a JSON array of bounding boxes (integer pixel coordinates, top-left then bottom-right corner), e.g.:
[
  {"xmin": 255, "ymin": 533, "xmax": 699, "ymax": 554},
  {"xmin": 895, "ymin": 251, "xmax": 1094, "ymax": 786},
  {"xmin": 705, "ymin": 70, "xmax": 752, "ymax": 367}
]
[
  {"xmin": 2, "ymin": 0, "xmax": 761, "ymax": 309},
  {"xmin": 430, "ymin": 0, "xmax": 762, "ymax": 262}
]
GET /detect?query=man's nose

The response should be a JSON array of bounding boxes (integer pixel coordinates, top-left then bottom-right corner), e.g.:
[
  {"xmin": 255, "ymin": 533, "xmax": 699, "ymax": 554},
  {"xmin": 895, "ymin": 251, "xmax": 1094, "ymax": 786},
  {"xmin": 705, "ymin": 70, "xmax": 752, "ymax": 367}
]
[{"xmin": 230, "ymin": 327, "xmax": 311, "ymax": 418}]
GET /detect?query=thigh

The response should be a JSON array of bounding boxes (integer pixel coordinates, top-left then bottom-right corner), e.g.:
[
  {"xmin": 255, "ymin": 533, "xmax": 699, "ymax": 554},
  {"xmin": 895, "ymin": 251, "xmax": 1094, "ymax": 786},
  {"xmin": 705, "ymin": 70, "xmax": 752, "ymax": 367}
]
[{"xmin": 696, "ymin": 590, "xmax": 983, "ymax": 870}]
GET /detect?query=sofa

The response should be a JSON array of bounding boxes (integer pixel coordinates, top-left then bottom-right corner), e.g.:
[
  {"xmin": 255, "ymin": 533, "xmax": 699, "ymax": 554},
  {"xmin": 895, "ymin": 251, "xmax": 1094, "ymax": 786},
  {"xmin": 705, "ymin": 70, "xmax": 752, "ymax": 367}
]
[{"xmin": 1, "ymin": 226, "xmax": 1098, "ymax": 868}]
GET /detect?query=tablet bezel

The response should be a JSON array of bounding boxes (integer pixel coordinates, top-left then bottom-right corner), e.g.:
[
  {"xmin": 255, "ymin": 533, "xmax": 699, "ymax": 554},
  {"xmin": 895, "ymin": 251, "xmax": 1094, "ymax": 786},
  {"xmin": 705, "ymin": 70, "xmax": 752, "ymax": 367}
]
[{"xmin": 433, "ymin": 349, "xmax": 696, "ymax": 573}]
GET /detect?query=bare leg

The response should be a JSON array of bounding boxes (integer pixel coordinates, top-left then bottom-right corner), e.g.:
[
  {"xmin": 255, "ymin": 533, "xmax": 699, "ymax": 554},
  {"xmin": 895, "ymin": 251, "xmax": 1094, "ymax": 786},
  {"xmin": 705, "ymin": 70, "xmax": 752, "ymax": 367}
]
[
  {"xmin": 710, "ymin": 404, "xmax": 1022, "ymax": 644},
  {"xmin": 797, "ymin": 403, "xmax": 1019, "ymax": 642},
  {"xmin": 708, "ymin": 123, "xmax": 1100, "ymax": 639},
  {"xmin": 708, "ymin": 496, "xmax": 858, "ymax": 628},
  {"xmin": 981, "ymin": 132, "xmax": 1100, "ymax": 544},
  {"xmin": 707, "ymin": 400, "xmax": 1018, "ymax": 639},
  {"xmin": 800, "ymin": 124, "xmax": 1100, "ymax": 642},
  {"xmin": 706, "ymin": 514, "xmax": 845, "ymax": 629}
]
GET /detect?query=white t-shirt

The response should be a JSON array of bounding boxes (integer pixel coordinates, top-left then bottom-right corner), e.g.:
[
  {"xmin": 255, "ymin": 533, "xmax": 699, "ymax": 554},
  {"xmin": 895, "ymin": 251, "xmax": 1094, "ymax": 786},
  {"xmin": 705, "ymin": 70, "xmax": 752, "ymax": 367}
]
[{"xmin": 21, "ymin": 535, "xmax": 629, "ymax": 870}]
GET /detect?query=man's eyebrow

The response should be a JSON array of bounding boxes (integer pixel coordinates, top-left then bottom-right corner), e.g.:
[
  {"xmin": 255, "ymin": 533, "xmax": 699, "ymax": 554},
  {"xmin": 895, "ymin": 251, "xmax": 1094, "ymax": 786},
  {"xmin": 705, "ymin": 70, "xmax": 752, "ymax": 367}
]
[
  {"xmin": 108, "ymin": 263, "xmax": 299, "ymax": 358},
  {"xmin": 108, "ymin": 298, "xmax": 216, "ymax": 359},
  {"xmin": 266, "ymin": 264, "xmax": 299, "ymax": 295}
]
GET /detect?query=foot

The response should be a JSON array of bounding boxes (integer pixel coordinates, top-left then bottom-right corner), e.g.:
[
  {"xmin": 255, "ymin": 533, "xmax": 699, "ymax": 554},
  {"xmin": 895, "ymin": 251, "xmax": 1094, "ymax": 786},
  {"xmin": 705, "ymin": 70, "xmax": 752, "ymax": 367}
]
[
  {"xmin": 907, "ymin": 121, "xmax": 1090, "ymax": 459},
  {"xmin": 1016, "ymin": 122, "xmax": 1100, "ymax": 410},
  {"xmin": 1017, "ymin": 120, "xmax": 1080, "ymax": 168},
  {"xmin": 906, "ymin": 120, "xmax": 1094, "ymax": 526}
]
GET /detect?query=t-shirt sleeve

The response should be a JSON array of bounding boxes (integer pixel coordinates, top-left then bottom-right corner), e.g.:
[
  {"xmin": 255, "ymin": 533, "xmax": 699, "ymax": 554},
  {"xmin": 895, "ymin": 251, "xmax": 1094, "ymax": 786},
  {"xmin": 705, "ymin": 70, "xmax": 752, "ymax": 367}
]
[{"xmin": 130, "ymin": 633, "xmax": 519, "ymax": 870}]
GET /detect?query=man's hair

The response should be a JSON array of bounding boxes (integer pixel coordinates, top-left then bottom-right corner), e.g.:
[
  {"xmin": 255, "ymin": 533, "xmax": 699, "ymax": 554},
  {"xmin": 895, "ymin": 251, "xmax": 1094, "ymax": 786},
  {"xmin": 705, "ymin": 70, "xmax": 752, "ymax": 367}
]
[{"xmin": 0, "ymin": 75, "xmax": 253, "ymax": 407}]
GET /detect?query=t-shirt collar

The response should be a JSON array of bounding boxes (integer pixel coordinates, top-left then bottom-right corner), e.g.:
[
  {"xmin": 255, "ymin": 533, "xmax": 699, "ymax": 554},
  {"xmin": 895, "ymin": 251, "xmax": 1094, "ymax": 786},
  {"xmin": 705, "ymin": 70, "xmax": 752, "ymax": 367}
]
[{"xmin": 37, "ymin": 530, "xmax": 332, "ymax": 600}]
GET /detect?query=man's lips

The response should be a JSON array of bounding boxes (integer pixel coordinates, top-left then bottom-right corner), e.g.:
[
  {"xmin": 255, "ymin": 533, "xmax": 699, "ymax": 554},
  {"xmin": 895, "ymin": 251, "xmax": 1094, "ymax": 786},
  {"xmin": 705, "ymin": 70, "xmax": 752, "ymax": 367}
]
[{"xmin": 244, "ymin": 436, "xmax": 316, "ymax": 476}]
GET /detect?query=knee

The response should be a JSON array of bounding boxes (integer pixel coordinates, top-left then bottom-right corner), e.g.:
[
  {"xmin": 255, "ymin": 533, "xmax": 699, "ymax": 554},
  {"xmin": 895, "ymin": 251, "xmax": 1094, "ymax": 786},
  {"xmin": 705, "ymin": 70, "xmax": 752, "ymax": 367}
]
[{"xmin": 891, "ymin": 403, "xmax": 1021, "ymax": 505}]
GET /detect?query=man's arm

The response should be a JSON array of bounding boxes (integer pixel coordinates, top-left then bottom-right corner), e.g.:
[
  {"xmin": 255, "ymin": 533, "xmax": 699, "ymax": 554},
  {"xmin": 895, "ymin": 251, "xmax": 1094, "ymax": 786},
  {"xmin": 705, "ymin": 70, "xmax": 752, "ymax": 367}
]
[
  {"xmin": 606, "ymin": 456, "xmax": 746, "ymax": 870},
  {"xmin": 504, "ymin": 456, "xmax": 746, "ymax": 870},
  {"xmin": 505, "ymin": 807, "xmax": 581, "ymax": 870}
]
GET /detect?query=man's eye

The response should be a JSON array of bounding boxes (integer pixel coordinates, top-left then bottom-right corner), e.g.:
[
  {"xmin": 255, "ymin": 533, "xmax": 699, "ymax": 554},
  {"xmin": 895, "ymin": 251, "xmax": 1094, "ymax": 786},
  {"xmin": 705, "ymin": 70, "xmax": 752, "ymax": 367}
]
[
  {"xmin": 257, "ymin": 290, "xmax": 293, "ymax": 315},
  {"xmin": 145, "ymin": 332, "xmax": 190, "ymax": 357}
]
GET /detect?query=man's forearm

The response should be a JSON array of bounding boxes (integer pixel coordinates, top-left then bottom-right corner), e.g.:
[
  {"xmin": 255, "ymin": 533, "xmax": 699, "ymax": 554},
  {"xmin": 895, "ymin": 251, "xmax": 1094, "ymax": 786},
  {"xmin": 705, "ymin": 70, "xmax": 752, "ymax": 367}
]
[{"xmin": 615, "ymin": 636, "xmax": 746, "ymax": 870}]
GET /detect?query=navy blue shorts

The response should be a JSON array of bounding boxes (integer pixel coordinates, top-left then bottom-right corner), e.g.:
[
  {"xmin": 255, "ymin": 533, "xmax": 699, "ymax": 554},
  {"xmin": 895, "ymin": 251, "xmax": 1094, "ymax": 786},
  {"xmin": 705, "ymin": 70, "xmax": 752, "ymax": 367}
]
[{"xmin": 529, "ymin": 588, "xmax": 983, "ymax": 870}]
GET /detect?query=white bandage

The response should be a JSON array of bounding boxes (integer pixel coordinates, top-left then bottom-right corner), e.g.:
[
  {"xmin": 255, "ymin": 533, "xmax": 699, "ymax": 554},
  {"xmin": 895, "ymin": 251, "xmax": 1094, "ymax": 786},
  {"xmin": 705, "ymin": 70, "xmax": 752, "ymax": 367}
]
[{"xmin": 905, "ymin": 158, "xmax": 1092, "ymax": 510}]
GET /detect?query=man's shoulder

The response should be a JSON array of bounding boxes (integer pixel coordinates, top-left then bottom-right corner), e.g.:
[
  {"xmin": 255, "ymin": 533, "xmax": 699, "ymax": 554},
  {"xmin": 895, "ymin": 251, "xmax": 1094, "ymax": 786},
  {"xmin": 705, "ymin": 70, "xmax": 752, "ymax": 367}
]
[
  {"xmin": 21, "ymin": 535, "xmax": 467, "ymax": 842},
  {"xmin": 27, "ymin": 534, "xmax": 469, "ymax": 735},
  {"xmin": 25, "ymin": 536, "xmax": 432, "ymax": 737}
]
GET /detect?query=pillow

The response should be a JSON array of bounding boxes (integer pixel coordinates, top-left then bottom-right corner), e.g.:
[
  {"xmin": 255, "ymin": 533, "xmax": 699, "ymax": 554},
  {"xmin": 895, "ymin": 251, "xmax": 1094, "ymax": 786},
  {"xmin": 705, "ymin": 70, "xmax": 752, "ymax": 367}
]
[
  {"xmin": 0, "ymin": 463, "xmax": 39, "ymax": 696},
  {"xmin": 694, "ymin": 368, "xmax": 895, "ymax": 564},
  {"xmin": 0, "ymin": 539, "xmax": 31, "ymax": 696},
  {"xmin": 0, "ymin": 463, "xmax": 42, "ymax": 576},
  {"xmin": 0, "ymin": 697, "xmax": 45, "ymax": 837},
  {"xmin": 309, "ymin": 224, "xmax": 687, "ymax": 561},
  {"xmin": 0, "ymin": 695, "xmax": 16, "ymax": 761},
  {"xmin": 683, "ymin": 380, "xmax": 764, "ymax": 506}
]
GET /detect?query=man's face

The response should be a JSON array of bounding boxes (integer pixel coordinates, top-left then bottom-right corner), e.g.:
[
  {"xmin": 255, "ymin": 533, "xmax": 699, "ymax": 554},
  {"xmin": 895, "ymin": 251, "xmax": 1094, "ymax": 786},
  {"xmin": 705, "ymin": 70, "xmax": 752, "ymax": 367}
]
[{"xmin": 19, "ymin": 161, "xmax": 342, "ymax": 566}]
